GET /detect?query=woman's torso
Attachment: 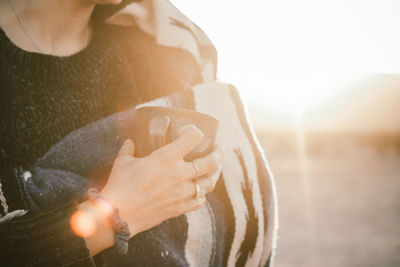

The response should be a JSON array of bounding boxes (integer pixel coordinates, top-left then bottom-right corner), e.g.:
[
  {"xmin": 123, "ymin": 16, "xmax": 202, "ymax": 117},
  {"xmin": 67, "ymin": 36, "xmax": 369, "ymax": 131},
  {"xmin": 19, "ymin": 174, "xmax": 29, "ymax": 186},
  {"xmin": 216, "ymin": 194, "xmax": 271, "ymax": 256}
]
[
  {"xmin": 0, "ymin": 18, "xmax": 274, "ymax": 266},
  {"xmin": 0, "ymin": 20, "xmax": 201, "ymax": 211}
]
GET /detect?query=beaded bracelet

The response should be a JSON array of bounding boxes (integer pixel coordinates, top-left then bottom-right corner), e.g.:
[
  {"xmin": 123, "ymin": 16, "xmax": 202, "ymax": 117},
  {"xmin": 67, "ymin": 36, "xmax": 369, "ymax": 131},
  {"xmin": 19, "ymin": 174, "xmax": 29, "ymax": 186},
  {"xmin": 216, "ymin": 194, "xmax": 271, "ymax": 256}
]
[{"xmin": 86, "ymin": 188, "xmax": 131, "ymax": 255}]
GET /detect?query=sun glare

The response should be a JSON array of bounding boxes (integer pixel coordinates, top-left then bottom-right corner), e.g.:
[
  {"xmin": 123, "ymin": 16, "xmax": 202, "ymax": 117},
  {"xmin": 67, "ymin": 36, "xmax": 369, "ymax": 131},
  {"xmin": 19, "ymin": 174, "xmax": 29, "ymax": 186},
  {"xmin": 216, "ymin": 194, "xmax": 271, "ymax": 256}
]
[
  {"xmin": 172, "ymin": 0, "xmax": 400, "ymax": 116},
  {"xmin": 241, "ymin": 72, "xmax": 364, "ymax": 116}
]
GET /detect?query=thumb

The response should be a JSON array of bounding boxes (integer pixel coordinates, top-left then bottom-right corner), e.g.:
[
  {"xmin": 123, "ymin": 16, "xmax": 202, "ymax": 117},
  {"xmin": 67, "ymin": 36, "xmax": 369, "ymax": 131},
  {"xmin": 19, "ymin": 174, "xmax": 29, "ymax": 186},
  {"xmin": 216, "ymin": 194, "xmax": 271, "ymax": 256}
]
[{"xmin": 118, "ymin": 138, "xmax": 135, "ymax": 157}]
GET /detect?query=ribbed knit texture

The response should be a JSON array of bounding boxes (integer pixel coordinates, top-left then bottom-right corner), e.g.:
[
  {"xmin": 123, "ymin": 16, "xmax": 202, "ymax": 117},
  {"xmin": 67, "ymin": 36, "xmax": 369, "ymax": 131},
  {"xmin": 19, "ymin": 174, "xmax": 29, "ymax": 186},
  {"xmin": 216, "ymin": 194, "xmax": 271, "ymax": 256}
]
[
  {"xmin": 0, "ymin": 18, "xmax": 201, "ymax": 266},
  {"xmin": 0, "ymin": 203, "xmax": 95, "ymax": 266}
]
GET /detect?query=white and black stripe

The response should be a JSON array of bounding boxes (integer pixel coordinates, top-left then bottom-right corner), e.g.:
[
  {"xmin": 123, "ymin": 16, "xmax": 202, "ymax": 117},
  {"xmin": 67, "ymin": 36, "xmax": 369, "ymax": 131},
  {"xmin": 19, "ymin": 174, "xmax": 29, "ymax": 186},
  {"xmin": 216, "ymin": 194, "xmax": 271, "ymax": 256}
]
[
  {"xmin": 106, "ymin": 1, "xmax": 277, "ymax": 265},
  {"xmin": 130, "ymin": 82, "xmax": 276, "ymax": 266}
]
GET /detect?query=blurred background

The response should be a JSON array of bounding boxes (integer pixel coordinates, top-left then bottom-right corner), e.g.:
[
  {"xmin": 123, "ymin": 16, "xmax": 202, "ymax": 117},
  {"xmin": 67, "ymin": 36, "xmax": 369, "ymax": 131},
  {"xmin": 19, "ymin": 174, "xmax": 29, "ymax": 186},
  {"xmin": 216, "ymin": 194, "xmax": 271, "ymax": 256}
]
[{"xmin": 172, "ymin": 0, "xmax": 400, "ymax": 266}]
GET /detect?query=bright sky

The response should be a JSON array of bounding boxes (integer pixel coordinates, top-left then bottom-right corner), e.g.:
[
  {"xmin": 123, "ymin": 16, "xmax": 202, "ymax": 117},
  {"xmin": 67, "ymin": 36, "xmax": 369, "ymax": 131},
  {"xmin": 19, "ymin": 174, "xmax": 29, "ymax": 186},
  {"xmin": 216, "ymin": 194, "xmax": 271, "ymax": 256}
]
[{"xmin": 171, "ymin": 0, "xmax": 400, "ymax": 114}]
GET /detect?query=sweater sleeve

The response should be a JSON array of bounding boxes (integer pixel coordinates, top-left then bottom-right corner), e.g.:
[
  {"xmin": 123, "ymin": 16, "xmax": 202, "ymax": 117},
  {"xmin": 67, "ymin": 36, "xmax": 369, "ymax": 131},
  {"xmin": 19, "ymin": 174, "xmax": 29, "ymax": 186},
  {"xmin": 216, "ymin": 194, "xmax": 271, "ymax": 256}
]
[{"xmin": 0, "ymin": 203, "xmax": 96, "ymax": 266}]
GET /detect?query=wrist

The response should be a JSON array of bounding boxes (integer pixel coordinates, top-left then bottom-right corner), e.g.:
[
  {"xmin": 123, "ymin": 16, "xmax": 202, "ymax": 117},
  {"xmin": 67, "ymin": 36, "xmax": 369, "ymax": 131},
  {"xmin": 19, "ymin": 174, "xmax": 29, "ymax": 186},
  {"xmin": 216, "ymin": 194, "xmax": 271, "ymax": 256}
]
[
  {"xmin": 99, "ymin": 187, "xmax": 137, "ymax": 238},
  {"xmin": 100, "ymin": 188, "xmax": 130, "ymax": 226},
  {"xmin": 86, "ymin": 188, "xmax": 131, "ymax": 255},
  {"xmin": 74, "ymin": 201, "xmax": 114, "ymax": 256}
]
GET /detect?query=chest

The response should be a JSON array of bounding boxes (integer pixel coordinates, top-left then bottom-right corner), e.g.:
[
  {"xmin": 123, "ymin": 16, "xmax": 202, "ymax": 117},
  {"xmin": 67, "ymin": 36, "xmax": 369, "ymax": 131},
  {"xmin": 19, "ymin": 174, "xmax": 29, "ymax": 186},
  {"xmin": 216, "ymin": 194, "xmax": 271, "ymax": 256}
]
[{"xmin": 0, "ymin": 62, "xmax": 134, "ymax": 165}]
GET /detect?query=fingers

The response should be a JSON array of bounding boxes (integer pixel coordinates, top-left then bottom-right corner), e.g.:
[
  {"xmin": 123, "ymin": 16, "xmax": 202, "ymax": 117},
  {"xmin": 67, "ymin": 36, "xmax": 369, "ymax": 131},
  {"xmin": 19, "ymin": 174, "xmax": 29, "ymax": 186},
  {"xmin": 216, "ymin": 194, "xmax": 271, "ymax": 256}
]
[
  {"xmin": 151, "ymin": 124, "xmax": 204, "ymax": 163},
  {"xmin": 195, "ymin": 165, "xmax": 222, "ymax": 196},
  {"xmin": 150, "ymin": 157, "xmax": 224, "ymax": 221},
  {"xmin": 174, "ymin": 167, "xmax": 221, "ymax": 202},
  {"xmin": 180, "ymin": 145, "xmax": 223, "ymax": 180},
  {"xmin": 180, "ymin": 196, "xmax": 207, "ymax": 214},
  {"xmin": 170, "ymin": 164, "xmax": 222, "ymax": 203},
  {"xmin": 118, "ymin": 139, "xmax": 135, "ymax": 157},
  {"xmin": 168, "ymin": 195, "xmax": 207, "ymax": 218},
  {"xmin": 160, "ymin": 180, "xmax": 199, "ymax": 204}
]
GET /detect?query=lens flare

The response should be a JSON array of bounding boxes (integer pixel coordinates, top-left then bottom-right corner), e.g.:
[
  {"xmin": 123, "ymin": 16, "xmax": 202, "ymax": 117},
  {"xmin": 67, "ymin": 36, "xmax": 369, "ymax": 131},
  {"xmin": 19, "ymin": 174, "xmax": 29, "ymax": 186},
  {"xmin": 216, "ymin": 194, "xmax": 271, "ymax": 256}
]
[
  {"xmin": 96, "ymin": 199, "xmax": 114, "ymax": 217},
  {"xmin": 70, "ymin": 210, "xmax": 97, "ymax": 238}
]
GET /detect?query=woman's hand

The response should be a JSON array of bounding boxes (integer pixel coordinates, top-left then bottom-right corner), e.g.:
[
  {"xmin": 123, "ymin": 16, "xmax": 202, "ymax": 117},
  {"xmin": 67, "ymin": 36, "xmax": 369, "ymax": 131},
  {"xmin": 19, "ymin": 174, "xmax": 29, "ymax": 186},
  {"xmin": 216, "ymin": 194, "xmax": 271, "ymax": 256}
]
[{"xmin": 83, "ymin": 124, "xmax": 223, "ymax": 255}]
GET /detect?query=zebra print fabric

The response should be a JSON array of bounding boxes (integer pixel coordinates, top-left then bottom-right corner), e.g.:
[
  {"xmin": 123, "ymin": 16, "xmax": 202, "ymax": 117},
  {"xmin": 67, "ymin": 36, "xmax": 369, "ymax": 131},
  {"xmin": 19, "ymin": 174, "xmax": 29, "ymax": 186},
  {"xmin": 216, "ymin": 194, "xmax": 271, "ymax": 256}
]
[
  {"xmin": 101, "ymin": 82, "xmax": 277, "ymax": 266},
  {"xmin": 103, "ymin": 1, "xmax": 278, "ymax": 265}
]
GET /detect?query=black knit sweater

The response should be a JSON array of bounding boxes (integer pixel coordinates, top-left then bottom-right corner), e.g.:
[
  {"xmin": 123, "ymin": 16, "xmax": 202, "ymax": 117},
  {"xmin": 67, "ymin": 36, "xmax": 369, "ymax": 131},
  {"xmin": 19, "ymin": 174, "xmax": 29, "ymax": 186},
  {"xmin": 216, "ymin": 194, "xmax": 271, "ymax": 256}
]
[{"xmin": 0, "ymin": 19, "xmax": 201, "ymax": 266}]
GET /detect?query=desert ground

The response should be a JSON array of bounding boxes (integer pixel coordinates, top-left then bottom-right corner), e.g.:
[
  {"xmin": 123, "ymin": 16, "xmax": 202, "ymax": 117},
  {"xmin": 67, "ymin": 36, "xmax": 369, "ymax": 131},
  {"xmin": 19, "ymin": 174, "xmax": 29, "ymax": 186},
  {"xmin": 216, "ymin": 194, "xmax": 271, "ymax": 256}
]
[{"xmin": 258, "ymin": 135, "xmax": 400, "ymax": 267}]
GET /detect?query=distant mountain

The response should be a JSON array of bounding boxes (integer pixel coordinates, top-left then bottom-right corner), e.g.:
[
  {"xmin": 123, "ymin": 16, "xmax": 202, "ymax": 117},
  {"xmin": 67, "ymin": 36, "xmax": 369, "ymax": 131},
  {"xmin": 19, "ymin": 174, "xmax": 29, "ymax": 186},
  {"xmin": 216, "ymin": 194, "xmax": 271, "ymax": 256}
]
[
  {"xmin": 303, "ymin": 74, "xmax": 400, "ymax": 134},
  {"xmin": 250, "ymin": 73, "xmax": 400, "ymax": 134}
]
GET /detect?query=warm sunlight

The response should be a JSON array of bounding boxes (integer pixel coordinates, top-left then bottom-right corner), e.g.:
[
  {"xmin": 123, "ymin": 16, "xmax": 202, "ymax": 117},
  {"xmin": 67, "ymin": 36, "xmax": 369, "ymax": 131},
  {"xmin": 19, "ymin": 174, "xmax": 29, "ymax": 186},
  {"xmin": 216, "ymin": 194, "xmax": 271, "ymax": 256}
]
[
  {"xmin": 172, "ymin": 0, "xmax": 400, "ymax": 115},
  {"xmin": 2, "ymin": 1, "xmax": 398, "ymax": 266},
  {"xmin": 166, "ymin": 5, "xmax": 400, "ymax": 265},
  {"xmin": 70, "ymin": 210, "xmax": 97, "ymax": 238}
]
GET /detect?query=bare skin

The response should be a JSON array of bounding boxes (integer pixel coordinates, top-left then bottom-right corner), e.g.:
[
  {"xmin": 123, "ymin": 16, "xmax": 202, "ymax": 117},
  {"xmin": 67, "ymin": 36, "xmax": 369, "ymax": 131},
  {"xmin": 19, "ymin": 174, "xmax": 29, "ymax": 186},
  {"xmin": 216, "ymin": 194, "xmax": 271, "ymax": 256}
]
[
  {"xmin": 0, "ymin": 0, "xmax": 224, "ymax": 256},
  {"xmin": 0, "ymin": 0, "xmax": 105, "ymax": 55},
  {"xmin": 87, "ymin": 125, "xmax": 223, "ymax": 256}
]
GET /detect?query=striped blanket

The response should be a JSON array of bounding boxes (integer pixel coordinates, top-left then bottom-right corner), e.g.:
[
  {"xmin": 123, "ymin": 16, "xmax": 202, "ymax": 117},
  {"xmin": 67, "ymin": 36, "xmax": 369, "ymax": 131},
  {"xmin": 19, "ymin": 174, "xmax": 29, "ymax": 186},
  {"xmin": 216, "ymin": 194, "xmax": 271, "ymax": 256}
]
[
  {"xmin": 104, "ymin": 0, "xmax": 278, "ymax": 265},
  {"xmin": 19, "ymin": 82, "xmax": 277, "ymax": 266},
  {"xmin": 13, "ymin": 0, "xmax": 278, "ymax": 265},
  {"xmin": 122, "ymin": 82, "xmax": 278, "ymax": 266}
]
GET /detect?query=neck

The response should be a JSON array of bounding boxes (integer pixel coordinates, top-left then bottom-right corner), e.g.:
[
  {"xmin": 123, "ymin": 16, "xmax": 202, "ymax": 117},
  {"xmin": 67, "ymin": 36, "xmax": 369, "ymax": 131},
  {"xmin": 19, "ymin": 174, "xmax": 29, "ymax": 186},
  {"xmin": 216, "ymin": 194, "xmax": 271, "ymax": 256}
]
[{"xmin": 10, "ymin": 0, "xmax": 95, "ymax": 55}]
